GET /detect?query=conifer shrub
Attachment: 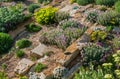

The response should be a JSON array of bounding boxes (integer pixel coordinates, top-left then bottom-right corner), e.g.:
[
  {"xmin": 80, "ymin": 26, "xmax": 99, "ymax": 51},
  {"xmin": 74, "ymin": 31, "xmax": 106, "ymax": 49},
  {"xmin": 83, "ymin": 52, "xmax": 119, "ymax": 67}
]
[
  {"xmin": 28, "ymin": 4, "xmax": 40, "ymax": 13},
  {"xmin": 0, "ymin": 33, "xmax": 13, "ymax": 54}
]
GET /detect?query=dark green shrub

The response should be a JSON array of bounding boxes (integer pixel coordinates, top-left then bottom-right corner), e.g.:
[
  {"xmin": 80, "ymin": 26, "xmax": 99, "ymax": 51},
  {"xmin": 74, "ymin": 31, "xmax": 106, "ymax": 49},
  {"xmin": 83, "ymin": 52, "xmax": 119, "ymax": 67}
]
[
  {"xmin": 26, "ymin": 23, "xmax": 42, "ymax": 32},
  {"xmin": 34, "ymin": 63, "xmax": 46, "ymax": 72},
  {"xmin": 76, "ymin": 0, "xmax": 94, "ymax": 5},
  {"xmin": 59, "ymin": 20, "xmax": 79, "ymax": 30},
  {"xmin": 16, "ymin": 49, "xmax": 25, "ymax": 58},
  {"xmin": 97, "ymin": 11, "xmax": 120, "ymax": 26},
  {"xmin": 16, "ymin": 39, "xmax": 32, "ymax": 49},
  {"xmin": 96, "ymin": 0, "xmax": 116, "ymax": 6},
  {"xmin": 115, "ymin": 1, "xmax": 120, "ymax": 13},
  {"xmin": 0, "ymin": 5, "xmax": 25, "ymax": 32},
  {"xmin": 28, "ymin": 4, "xmax": 40, "ymax": 13},
  {"xmin": 54, "ymin": 12, "xmax": 70, "ymax": 23},
  {"xmin": 86, "ymin": 11, "xmax": 99, "ymax": 23},
  {"xmin": 0, "ymin": 33, "xmax": 13, "ymax": 54}
]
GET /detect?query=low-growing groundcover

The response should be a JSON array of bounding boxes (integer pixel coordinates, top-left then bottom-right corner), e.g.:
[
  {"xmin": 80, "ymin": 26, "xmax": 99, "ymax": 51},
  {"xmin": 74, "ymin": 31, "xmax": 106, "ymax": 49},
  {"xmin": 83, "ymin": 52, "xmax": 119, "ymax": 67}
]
[
  {"xmin": 74, "ymin": 50, "xmax": 120, "ymax": 79},
  {"xmin": 0, "ymin": 33, "xmax": 13, "ymax": 54},
  {"xmin": 15, "ymin": 39, "xmax": 32, "ymax": 49},
  {"xmin": 34, "ymin": 63, "xmax": 46, "ymax": 72},
  {"xmin": 0, "ymin": 5, "xmax": 26, "ymax": 32},
  {"xmin": 40, "ymin": 25, "xmax": 87, "ymax": 49},
  {"xmin": 25, "ymin": 23, "xmax": 42, "ymax": 32}
]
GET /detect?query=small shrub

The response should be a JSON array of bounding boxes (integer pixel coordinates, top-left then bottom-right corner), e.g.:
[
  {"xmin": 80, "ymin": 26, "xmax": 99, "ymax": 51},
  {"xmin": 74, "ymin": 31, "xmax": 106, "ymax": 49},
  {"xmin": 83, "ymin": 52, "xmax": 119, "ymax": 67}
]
[
  {"xmin": 59, "ymin": 20, "xmax": 79, "ymax": 30},
  {"xmin": 99, "ymin": 6, "xmax": 107, "ymax": 11},
  {"xmin": 40, "ymin": 27, "xmax": 86, "ymax": 49},
  {"xmin": 16, "ymin": 49, "xmax": 25, "ymax": 58},
  {"xmin": 34, "ymin": 6, "xmax": 58, "ymax": 25},
  {"xmin": 2, "ymin": 63, "xmax": 7, "ymax": 70},
  {"xmin": 16, "ymin": 39, "xmax": 32, "ymax": 49},
  {"xmin": 90, "ymin": 30, "xmax": 107, "ymax": 42},
  {"xmin": 0, "ymin": 33, "xmax": 13, "ymax": 54},
  {"xmin": 82, "ymin": 44, "xmax": 110, "ymax": 65},
  {"xmin": 115, "ymin": 1, "xmax": 120, "ymax": 13},
  {"xmin": 86, "ymin": 11, "xmax": 99, "ymax": 23},
  {"xmin": 0, "ymin": 71, "xmax": 8, "ymax": 79},
  {"xmin": 34, "ymin": 63, "xmax": 46, "ymax": 72},
  {"xmin": 54, "ymin": 12, "xmax": 70, "ymax": 23},
  {"xmin": 25, "ymin": 23, "xmax": 42, "ymax": 32},
  {"xmin": 38, "ymin": 0, "xmax": 52, "ymax": 4},
  {"xmin": 95, "ymin": 0, "xmax": 116, "ymax": 6},
  {"xmin": 74, "ymin": 66, "xmax": 104, "ymax": 79},
  {"xmin": 28, "ymin": 4, "xmax": 40, "ymax": 13},
  {"xmin": 76, "ymin": 0, "xmax": 94, "ymax": 5},
  {"xmin": 70, "ymin": 0, "xmax": 76, "ymax": 4},
  {"xmin": 19, "ymin": 76, "xmax": 28, "ymax": 79},
  {"xmin": 97, "ymin": 11, "xmax": 120, "ymax": 26},
  {"xmin": 112, "ymin": 37, "xmax": 120, "ymax": 49}
]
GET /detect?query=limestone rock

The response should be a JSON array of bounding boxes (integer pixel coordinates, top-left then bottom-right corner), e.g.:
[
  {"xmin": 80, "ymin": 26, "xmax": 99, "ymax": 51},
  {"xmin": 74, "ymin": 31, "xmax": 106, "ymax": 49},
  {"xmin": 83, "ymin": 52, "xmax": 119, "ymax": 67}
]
[
  {"xmin": 29, "ymin": 72, "xmax": 46, "ymax": 79},
  {"xmin": 14, "ymin": 58, "xmax": 34, "ymax": 75},
  {"xmin": 31, "ymin": 44, "xmax": 47, "ymax": 58}
]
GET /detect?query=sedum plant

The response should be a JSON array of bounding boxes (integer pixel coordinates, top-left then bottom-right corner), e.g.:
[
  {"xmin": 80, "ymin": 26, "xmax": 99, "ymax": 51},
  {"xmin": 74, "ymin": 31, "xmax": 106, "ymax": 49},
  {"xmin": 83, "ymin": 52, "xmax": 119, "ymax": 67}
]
[
  {"xmin": 90, "ymin": 30, "xmax": 107, "ymax": 42},
  {"xmin": 34, "ymin": 6, "xmax": 58, "ymax": 25}
]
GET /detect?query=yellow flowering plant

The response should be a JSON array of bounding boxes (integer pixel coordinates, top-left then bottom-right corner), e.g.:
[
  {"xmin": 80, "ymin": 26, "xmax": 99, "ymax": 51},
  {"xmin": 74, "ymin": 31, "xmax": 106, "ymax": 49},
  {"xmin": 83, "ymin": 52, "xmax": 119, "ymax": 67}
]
[{"xmin": 34, "ymin": 6, "xmax": 58, "ymax": 25}]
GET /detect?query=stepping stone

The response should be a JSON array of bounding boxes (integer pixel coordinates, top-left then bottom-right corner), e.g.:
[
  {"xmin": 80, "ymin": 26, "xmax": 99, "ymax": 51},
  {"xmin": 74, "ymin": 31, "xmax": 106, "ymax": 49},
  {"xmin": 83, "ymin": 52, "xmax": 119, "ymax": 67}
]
[
  {"xmin": 31, "ymin": 44, "xmax": 47, "ymax": 58},
  {"xmin": 14, "ymin": 58, "xmax": 34, "ymax": 75}
]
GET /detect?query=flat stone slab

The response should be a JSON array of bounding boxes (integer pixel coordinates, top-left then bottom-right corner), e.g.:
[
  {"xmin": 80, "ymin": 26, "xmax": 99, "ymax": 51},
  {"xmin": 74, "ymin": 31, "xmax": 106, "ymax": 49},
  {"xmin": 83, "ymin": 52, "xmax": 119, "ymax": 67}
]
[
  {"xmin": 14, "ymin": 58, "xmax": 34, "ymax": 75},
  {"xmin": 31, "ymin": 44, "xmax": 47, "ymax": 58},
  {"xmin": 29, "ymin": 72, "xmax": 46, "ymax": 79}
]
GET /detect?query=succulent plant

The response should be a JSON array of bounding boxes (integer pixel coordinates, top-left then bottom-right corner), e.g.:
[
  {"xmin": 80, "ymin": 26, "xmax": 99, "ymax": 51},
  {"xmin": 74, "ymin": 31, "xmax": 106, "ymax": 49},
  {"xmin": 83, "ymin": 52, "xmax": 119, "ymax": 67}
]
[{"xmin": 53, "ymin": 66, "xmax": 68, "ymax": 79}]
